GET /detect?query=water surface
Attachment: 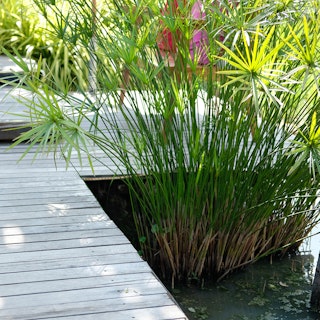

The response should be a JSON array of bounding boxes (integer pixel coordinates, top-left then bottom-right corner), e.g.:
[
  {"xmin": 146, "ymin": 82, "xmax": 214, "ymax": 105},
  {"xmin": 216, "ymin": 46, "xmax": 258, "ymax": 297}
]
[{"xmin": 173, "ymin": 225, "xmax": 320, "ymax": 320}]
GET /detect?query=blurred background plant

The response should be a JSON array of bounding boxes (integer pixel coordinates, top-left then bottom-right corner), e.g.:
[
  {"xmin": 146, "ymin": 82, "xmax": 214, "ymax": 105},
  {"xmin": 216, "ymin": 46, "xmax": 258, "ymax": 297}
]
[
  {"xmin": 3, "ymin": 0, "xmax": 320, "ymax": 287},
  {"xmin": 0, "ymin": 0, "xmax": 88, "ymax": 91},
  {"xmin": 0, "ymin": 0, "xmax": 41, "ymax": 55}
]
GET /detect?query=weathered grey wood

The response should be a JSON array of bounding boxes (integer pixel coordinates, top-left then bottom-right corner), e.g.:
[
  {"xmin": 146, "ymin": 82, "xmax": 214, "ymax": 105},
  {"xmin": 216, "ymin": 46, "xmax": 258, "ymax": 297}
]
[
  {"xmin": 1, "ymin": 272, "xmax": 159, "ymax": 296},
  {"xmin": 0, "ymin": 261, "xmax": 151, "ymax": 284},
  {"xmin": 0, "ymin": 152, "xmax": 186, "ymax": 320},
  {"xmin": 0, "ymin": 228, "xmax": 123, "ymax": 245},
  {"xmin": 1, "ymin": 293, "xmax": 177, "ymax": 319},
  {"xmin": 0, "ymin": 171, "xmax": 79, "ymax": 179},
  {"xmin": 42, "ymin": 306, "xmax": 186, "ymax": 320},
  {"xmin": 0, "ymin": 240, "xmax": 136, "ymax": 261},
  {"xmin": 1, "ymin": 294, "xmax": 183, "ymax": 320},
  {"xmin": 0, "ymin": 280, "xmax": 167, "ymax": 310},
  {"xmin": 0, "ymin": 207, "xmax": 107, "ymax": 220},
  {"xmin": 0, "ymin": 62, "xmax": 187, "ymax": 319},
  {"xmin": 0, "ymin": 196, "xmax": 99, "ymax": 207},
  {"xmin": 0, "ymin": 220, "xmax": 115, "ymax": 236},
  {"xmin": 0, "ymin": 153, "xmax": 186, "ymax": 320},
  {"xmin": 0, "ymin": 189, "xmax": 97, "ymax": 200},
  {"xmin": 0, "ymin": 202, "xmax": 104, "ymax": 214},
  {"xmin": 0, "ymin": 183, "xmax": 89, "ymax": 194},
  {"xmin": 0, "ymin": 210, "xmax": 107, "ymax": 223},
  {"xmin": 0, "ymin": 235, "xmax": 131, "ymax": 254},
  {"xmin": 0, "ymin": 252, "xmax": 142, "ymax": 274},
  {"xmin": 0, "ymin": 171, "xmax": 78, "ymax": 179}
]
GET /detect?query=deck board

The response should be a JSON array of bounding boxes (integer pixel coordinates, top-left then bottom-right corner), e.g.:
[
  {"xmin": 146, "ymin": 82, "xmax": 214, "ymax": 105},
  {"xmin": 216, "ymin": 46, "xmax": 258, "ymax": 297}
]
[{"xmin": 0, "ymin": 71, "xmax": 187, "ymax": 319}]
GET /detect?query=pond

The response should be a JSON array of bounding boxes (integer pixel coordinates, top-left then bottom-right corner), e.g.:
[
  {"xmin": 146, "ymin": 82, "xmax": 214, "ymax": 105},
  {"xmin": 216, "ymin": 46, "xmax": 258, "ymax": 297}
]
[
  {"xmin": 85, "ymin": 178, "xmax": 320, "ymax": 320},
  {"xmin": 172, "ymin": 226, "xmax": 320, "ymax": 320}
]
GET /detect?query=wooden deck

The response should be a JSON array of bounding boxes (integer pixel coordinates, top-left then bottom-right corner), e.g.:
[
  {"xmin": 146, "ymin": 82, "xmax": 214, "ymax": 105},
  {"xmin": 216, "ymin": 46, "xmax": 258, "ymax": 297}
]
[{"xmin": 0, "ymin": 65, "xmax": 187, "ymax": 319}]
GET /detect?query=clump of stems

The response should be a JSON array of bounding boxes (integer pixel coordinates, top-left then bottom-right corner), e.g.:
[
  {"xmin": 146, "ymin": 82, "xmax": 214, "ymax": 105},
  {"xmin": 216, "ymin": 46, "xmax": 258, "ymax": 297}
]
[{"xmin": 6, "ymin": 0, "xmax": 320, "ymax": 286}]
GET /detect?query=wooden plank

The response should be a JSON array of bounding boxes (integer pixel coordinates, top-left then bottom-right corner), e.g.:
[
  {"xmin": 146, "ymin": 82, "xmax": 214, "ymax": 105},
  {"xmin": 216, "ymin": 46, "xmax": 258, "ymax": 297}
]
[
  {"xmin": 0, "ymin": 228, "xmax": 123, "ymax": 245},
  {"xmin": 0, "ymin": 293, "xmax": 179, "ymax": 320},
  {"xmin": 0, "ymin": 81, "xmax": 187, "ymax": 319},
  {"xmin": 0, "ymin": 196, "xmax": 99, "ymax": 207},
  {"xmin": 0, "ymin": 274, "xmax": 176, "ymax": 317},
  {"xmin": 0, "ymin": 149, "xmax": 114, "ymax": 161},
  {"xmin": 0, "ymin": 205, "xmax": 109, "ymax": 223},
  {"xmin": 33, "ymin": 306, "xmax": 186, "ymax": 320},
  {"xmin": 0, "ymin": 167, "xmax": 113, "ymax": 177},
  {"xmin": 1, "ymin": 272, "xmax": 159, "ymax": 297},
  {"xmin": 0, "ymin": 171, "xmax": 79, "ymax": 179},
  {"xmin": 0, "ymin": 201, "xmax": 104, "ymax": 214},
  {"xmin": 0, "ymin": 220, "xmax": 116, "ymax": 236},
  {"xmin": 0, "ymin": 243, "xmax": 137, "ymax": 264},
  {"xmin": 0, "ymin": 261, "xmax": 151, "ymax": 285},
  {"xmin": 2, "ymin": 217, "xmax": 119, "ymax": 233},
  {"xmin": 0, "ymin": 210, "xmax": 108, "ymax": 225},
  {"xmin": 0, "ymin": 189, "xmax": 95, "ymax": 201},
  {"xmin": 0, "ymin": 235, "xmax": 130, "ymax": 253},
  {"xmin": 0, "ymin": 252, "xmax": 143, "ymax": 274},
  {"xmin": 0, "ymin": 146, "xmax": 108, "ymax": 158},
  {"xmin": 0, "ymin": 159, "xmax": 118, "ymax": 178},
  {"xmin": 0, "ymin": 281, "xmax": 167, "ymax": 308},
  {"xmin": 0, "ymin": 149, "xmax": 122, "ymax": 173},
  {"xmin": 0, "ymin": 207, "xmax": 107, "ymax": 220},
  {"xmin": 0, "ymin": 166, "xmax": 88, "ymax": 173},
  {"xmin": 0, "ymin": 183, "xmax": 89, "ymax": 194},
  {"xmin": 0, "ymin": 172, "xmax": 79, "ymax": 180}
]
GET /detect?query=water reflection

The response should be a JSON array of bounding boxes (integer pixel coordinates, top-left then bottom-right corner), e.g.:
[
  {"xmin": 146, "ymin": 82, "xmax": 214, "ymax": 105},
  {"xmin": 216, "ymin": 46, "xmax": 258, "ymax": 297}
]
[{"xmin": 173, "ymin": 225, "xmax": 320, "ymax": 320}]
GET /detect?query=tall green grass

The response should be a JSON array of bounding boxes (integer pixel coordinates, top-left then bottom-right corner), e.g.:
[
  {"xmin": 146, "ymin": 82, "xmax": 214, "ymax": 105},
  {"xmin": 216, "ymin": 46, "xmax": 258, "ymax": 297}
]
[{"xmin": 5, "ymin": 0, "xmax": 320, "ymax": 286}]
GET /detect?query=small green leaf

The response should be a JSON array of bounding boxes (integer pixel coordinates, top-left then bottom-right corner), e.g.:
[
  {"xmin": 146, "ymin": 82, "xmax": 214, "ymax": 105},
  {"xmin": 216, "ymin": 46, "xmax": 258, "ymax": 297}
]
[
  {"xmin": 151, "ymin": 224, "xmax": 159, "ymax": 234},
  {"xmin": 310, "ymin": 112, "xmax": 317, "ymax": 139}
]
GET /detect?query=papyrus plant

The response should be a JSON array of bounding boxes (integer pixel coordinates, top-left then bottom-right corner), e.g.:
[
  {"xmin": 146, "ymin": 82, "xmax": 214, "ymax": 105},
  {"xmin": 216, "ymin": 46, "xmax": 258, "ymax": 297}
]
[{"xmin": 5, "ymin": 0, "xmax": 320, "ymax": 286}]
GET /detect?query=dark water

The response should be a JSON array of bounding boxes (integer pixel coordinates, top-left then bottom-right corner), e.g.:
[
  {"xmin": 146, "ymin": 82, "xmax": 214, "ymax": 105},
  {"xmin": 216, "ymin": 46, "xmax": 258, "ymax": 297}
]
[
  {"xmin": 85, "ymin": 179, "xmax": 320, "ymax": 319},
  {"xmin": 172, "ymin": 226, "xmax": 320, "ymax": 320}
]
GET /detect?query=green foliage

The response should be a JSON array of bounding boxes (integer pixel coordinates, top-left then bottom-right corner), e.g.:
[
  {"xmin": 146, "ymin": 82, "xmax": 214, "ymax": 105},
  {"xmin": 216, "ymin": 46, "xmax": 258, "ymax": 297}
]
[
  {"xmin": 288, "ymin": 112, "xmax": 320, "ymax": 178},
  {"xmin": 5, "ymin": 0, "xmax": 320, "ymax": 286},
  {"xmin": 217, "ymin": 24, "xmax": 287, "ymax": 110},
  {"xmin": 0, "ymin": 0, "xmax": 41, "ymax": 55},
  {"xmin": 0, "ymin": 0, "xmax": 89, "ymax": 90},
  {"xmin": 284, "ymin": 15, "xmax": 320, "ymax": 93}
]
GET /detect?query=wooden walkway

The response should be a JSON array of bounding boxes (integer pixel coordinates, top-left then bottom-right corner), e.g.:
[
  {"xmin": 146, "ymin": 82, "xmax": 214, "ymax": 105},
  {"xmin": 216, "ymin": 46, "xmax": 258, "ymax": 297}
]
[{"xmin": 0, "ymin": 67, "xmax": 187, "ymax": 319}]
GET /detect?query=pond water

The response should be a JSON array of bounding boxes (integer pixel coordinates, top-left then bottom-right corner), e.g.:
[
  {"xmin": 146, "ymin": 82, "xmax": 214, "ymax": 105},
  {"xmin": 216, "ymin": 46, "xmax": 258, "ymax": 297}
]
[
  {"xmin": 172, "ymin": 225, "xmax": 320, "ymax": 320},
  {"xmin": 85, "ymin": 179, "xmax": 320, "ymax": 320}
]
